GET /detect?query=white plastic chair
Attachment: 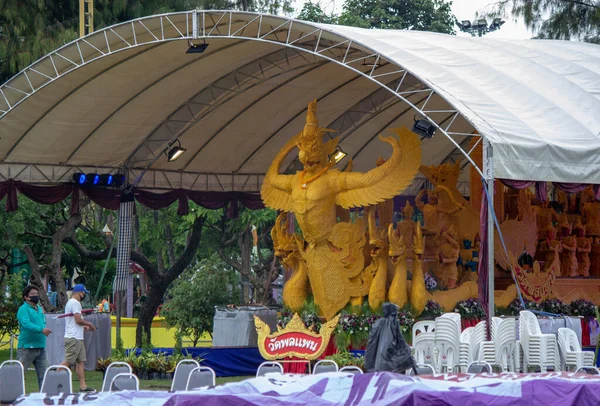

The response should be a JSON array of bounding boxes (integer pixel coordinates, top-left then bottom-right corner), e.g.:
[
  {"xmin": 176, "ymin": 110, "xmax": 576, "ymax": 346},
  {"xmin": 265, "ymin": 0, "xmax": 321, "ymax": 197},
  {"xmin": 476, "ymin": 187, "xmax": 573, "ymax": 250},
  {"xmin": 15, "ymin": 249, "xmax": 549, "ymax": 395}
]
[
  {"xmin": 412, "ymin": 331, "xmax": 436, "ymax": 366},
  {"xmin": 412, "ymin": 320, "xmax": 436, "ymax": 343},
  {"xmin": 186, "ymin": 366, "xmax": 216, "ymax": 390},
  {"xmin": 558, "ymin": 328, "xmax": 595, "ymax": 371},
  {"xmin": 171, "ymin": 359, "xmax": 200, "ymax": 391},
  {"xmin": 576, "ymin": 366, "xmax": 600, "ymax": 375},
  {"xmin": 0, "ymin": 360, "xmax": 25, "ymax": 404},
  {"xmin": 458, "ymin": 327, "xmax": 474, "ymax": 371},
  {"xmin": 110, "ymin": 373, "xmax": 139, "ymax": 391},
  {"xmin": 519, "ymin": 311, "xmax": 560, "ymax": 372},
  {"xmin": 407, "ymin": 364, "xmax": 436, "ymax": 375},
  {"xmin": 102, "ymin": 362, "xmax": 132, "ymax": 392},
  {"xmin": 313, "ymin": 360, "xmax": 339, "ymax": 374},
  {"xmin": 339, "ymin": 366, "xmax": 363, "ymax": 374},
  {"xmin": 434, "ymin": 315, "xmax": 461, "ymax": 373},
  {"xmin": 256, "ymin": 361, "xmax": 284, "ymax": 377},
  {"xmin": 467, "ymin": 361, "xmax": 493, "ymax": 373},
  {"xmin": 477, "ymin": 318, "xmax": 516, "ymax": 372},
  {"xmin": 41, "ymin": 365, "xmax": 72, "ymax": 395}
]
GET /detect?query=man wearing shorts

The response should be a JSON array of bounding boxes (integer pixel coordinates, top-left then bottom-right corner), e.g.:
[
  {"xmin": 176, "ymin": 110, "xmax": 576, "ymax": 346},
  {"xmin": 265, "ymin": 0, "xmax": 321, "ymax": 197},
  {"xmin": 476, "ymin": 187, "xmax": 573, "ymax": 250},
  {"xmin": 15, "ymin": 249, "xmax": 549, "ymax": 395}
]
[{"xmin": 61, "ymin": 284, "xmax": 96, "ymax": 392}]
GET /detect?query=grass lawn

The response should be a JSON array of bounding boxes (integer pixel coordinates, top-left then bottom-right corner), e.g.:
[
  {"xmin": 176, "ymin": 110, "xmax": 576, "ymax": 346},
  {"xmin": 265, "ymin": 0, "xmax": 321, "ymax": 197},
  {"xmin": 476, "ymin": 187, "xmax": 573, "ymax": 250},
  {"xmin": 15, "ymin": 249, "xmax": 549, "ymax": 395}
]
[{"xmin": 0, "ymin": 349, "xmax": 249, "ymax": 394}]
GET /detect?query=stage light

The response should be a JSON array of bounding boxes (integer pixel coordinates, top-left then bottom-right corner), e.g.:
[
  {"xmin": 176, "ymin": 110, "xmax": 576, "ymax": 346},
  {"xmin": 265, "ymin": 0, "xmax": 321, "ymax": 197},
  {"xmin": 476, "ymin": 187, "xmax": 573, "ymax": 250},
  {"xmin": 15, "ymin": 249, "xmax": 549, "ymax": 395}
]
[
  {"xmin": 99, "ymin": 174, "xmax": 113, "ymax": 186},
  {"xmin": 412, "ymin": 117, "xmax": 436, "ymax": 139},
  {"xmin": 472, "ymin": 19, "xmax": 488, "ymax": 31},
  {"xmin": 166, "ymin": 140, "xmax": 186, "ymax": 162},
  {"xmin": 186, "ymin": 40, "xmax": 208, "ymax": 54},
  {"xmin": 113, "ymin": 174, "xmax": 125, "ymax": 187},
  {"xmin": 73, "ymin": 173, "xmax": 86, "ymax": 184},
  {"xmin": 489, "ymin": 18, "xmax": 505, "ymax": 31},
  {"xmin": 87, "ymin": 173, "xmax": 100, "ymax": 185},
  {"xmin": 329, "ymin": 147, "xmax": 347, "ymax": 164},
  {"xmin": 460, "ymin": 20, "xmax": 471, "ymax": 29}
]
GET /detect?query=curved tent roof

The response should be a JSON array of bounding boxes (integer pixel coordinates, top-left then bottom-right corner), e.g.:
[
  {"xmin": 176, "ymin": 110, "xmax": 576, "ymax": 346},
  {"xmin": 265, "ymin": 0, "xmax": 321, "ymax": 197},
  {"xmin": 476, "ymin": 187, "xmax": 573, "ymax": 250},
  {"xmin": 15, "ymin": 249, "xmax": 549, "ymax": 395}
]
[{"xmin": 0, "ymin": 11, "xmax": 599, "ymax": 193}]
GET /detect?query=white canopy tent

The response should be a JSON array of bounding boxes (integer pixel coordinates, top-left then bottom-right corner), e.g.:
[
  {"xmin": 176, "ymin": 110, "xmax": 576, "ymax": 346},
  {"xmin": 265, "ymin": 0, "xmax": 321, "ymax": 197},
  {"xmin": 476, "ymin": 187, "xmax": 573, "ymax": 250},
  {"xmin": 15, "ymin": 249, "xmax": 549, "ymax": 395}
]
[{"xmin": 1, "ymin": 11, "xmax": 599, "ymax": 314}]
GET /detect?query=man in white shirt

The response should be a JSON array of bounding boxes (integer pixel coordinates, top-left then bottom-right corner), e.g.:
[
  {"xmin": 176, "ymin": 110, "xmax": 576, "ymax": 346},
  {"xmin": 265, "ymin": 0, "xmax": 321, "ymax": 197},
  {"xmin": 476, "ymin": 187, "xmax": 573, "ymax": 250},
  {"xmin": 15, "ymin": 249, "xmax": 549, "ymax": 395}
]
[{"xmin": 61, "ymin": 284, "xmax": 96, "ymax": 392}]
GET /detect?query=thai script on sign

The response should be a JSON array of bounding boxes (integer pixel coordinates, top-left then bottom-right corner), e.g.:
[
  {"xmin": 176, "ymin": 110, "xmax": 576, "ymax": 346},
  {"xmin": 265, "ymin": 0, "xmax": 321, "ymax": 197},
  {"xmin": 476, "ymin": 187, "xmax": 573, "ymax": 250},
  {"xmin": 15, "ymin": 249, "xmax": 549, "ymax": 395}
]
[{"xmin": 267, "ymin": 334, "xmax": 320, "ymax": 353}]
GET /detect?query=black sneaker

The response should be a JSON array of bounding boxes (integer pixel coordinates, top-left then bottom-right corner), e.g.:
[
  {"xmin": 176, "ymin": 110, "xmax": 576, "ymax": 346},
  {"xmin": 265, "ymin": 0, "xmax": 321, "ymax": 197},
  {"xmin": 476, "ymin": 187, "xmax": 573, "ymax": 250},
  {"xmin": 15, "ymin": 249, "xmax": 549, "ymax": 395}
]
[{"xmin": 80, "ymin": 387, "xmax": 96, "ymax": 392}]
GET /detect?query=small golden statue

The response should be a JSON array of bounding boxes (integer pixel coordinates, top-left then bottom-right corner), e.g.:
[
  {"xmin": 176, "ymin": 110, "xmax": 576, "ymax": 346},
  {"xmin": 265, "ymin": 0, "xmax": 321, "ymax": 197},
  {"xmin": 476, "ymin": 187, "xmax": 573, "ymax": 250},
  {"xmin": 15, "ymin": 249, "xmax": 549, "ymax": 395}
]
[
  {"xmin": 272, "ymin": 213, "xmax": 308, "ymax": 312},
  {"xmin": 436, "ymin": 225, "xmax": 461, "ymax": 289},
  {"xmin": 366, "ymin": 207, "xmax": 389, "ymax": 312},
  {"xmin": 409, "ymin": 222, "xmax": 428, "ymax": 314},
  {"xmin": 559, "ymin": 221, "xmax": 578, "ymax": 278},
  {"xmin": 582, "ymin": 188, "xmax": 600, "ymax": 238},
  {"xmin": 261, "ymin": 100, "xmax": 421, "ymax": 320},
  {"xmin": 387, "ymin": 223, "xmax": 407, "ymax": 308},
  {"xmin": 574, "ymin": 219, "xmax": 591, "ymax": 277}
]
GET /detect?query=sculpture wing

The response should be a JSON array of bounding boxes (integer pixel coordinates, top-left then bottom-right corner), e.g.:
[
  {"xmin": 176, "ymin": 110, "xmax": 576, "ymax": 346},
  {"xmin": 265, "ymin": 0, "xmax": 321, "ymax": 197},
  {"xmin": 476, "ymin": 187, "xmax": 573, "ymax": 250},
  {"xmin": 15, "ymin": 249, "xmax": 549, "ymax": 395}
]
[
  {"xmin": 335, "ymin": 128, "xmax": 421, "ymax": 209},
  {"xmin": 261, "ymin": 176, "xmax": 294, "ymax": 212}
]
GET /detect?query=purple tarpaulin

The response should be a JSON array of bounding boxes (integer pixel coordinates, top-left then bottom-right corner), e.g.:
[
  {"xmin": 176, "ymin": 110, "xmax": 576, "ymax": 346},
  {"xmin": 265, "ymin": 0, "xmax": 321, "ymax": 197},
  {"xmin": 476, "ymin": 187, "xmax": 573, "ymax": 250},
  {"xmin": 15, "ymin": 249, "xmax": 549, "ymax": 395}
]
[{"xmin": 13, "ymin": 372, "xmax": 600, "ymax": 406}]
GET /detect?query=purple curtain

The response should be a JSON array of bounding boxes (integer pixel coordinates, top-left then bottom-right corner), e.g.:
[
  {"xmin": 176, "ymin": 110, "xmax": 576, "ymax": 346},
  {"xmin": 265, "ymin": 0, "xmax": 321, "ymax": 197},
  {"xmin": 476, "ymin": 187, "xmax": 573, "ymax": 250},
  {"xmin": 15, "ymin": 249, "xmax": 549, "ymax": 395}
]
[
  {"xmin": 553, "ymin": 183, "xmax": 590, "ymax": 194},
  {"xmin": 499, "ymin": 179, "xmax": 548, "ymax": 202},
  {"xmin": 0, "ymin": 180, "xmax": 265, "ymax": 215}
]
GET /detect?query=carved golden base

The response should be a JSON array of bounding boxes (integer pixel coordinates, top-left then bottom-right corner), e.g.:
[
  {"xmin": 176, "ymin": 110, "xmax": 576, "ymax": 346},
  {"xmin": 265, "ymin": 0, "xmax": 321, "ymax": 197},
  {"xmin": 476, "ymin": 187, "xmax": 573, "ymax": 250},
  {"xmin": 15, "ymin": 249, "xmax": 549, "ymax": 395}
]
[{"xmin": 553, "ymin": 277, "xmax": 600, "ymax": 305}]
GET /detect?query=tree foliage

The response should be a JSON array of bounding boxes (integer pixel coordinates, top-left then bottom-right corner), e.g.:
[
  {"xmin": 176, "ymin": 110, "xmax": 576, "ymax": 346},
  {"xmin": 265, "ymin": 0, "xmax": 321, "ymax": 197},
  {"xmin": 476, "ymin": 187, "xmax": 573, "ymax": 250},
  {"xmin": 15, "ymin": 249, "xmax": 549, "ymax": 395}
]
[
  {"xmin": 337, "ymin": 0, "xmax": 457, "ymax": 33},
  {"xmin": 161, "ymin": 254, "xmax": 240, "ymax": 346},
  {"xmin": 486, "ymin": 0, "xmax": 600, "ymax": 43}
]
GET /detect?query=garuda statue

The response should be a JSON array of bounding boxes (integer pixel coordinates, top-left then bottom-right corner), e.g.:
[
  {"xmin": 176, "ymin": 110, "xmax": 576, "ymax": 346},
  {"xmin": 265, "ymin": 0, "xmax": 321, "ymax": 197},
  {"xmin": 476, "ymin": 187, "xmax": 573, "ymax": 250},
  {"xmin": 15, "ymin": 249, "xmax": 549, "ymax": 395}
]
[{"xmin": 261, "ymin": 100, "xmax": 421, "ymax": 320}]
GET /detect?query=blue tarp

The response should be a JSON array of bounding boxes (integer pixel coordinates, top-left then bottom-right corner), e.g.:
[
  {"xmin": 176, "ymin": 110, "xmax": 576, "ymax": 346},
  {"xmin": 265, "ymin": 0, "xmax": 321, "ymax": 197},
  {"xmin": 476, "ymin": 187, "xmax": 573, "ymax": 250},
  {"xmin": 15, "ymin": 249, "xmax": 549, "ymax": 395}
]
[
  {"xmin": 128, "ymin": 347, "xmax": 367, "ymax": 377},
  {"xmin": 129, "ymin": 347, "xmax": 265, "ymax": 377}
]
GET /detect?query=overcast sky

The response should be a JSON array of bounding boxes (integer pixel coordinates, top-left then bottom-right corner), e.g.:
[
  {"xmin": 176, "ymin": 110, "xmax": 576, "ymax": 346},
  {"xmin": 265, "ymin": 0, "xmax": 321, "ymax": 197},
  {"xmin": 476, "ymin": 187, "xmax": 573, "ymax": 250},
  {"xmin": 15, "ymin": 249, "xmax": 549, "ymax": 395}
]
[{"xmin": 293, "ymin": 0, "xmax": 534, "ymax": 39}]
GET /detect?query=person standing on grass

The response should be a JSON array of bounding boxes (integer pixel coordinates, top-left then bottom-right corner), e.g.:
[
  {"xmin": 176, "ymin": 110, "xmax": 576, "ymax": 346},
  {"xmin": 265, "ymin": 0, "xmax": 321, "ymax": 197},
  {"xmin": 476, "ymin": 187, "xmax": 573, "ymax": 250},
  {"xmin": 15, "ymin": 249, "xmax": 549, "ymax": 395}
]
[
  {"xmin": 17, "ymin": 286, "xmax": 51, "ymax": 390},
  {"xmin": 61, "ymin": 284, "xmax": 96, "ymax": 392}
]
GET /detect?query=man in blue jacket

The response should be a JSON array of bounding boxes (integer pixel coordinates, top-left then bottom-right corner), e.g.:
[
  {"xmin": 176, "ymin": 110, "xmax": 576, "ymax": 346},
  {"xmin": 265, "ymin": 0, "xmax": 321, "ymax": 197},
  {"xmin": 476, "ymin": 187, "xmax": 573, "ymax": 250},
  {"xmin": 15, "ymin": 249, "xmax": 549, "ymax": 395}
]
[{"xmin": 17, "ymin": 286, "xmax": 52, "ymax": 390}]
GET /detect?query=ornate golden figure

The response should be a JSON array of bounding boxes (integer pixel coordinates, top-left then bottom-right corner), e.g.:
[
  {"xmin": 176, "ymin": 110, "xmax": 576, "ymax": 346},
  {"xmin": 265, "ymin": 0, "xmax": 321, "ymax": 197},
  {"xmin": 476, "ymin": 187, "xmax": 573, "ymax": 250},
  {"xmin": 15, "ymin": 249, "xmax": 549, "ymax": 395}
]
[
  {"xmin": 261, "ymin": 100, "xmax": 421, "ymax": 320},
  {"xmin": 582, "ymin": 189, "xmax": 600, "ymax": 238},
  {"xmin": 387, "ymin": 223, "xmax": 407, "ymax": 308},
  {"xmin": 538, "ymin": 223, "xmax": 562, "ymax": 272},
  {"xmin": 559, "ymin": 221, "xmax": 578, "ymax": 278},
  {"xmin": 436, "ymin": 225, "xmax": 461, "ymax": 289},
  {"xmin": 415, "ymin": 188, "xmax": 464, "ymax": 236},
  {"xmin": 409, "ymin": 222, "xmax": 428, "ymax": 314},
  {"xmin": 272, "ymin": 213, "xmax": 308, "ymax": 312},
  {"xmin": 366, "ymin": 207, "xmax": 389, "ymax": 312},
  {"xmin": 574, "ymin": 219, "xmax": 591, "ymax": 277}
]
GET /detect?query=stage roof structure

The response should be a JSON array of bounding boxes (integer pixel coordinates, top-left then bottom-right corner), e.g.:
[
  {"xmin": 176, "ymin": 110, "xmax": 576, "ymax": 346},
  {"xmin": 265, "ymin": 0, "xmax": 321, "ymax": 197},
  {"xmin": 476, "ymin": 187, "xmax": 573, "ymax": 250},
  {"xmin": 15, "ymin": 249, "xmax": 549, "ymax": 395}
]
[{"xmin": 0, "ymin": 10, "xmax": 599, "ymax": 193}]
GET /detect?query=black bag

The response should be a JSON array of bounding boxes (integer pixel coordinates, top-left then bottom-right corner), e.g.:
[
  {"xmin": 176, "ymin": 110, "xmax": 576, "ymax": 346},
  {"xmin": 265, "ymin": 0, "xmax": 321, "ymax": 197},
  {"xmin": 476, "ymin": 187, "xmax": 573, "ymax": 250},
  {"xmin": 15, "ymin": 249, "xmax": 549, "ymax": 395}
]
[{"xmin": 364, "ymin": 303, "xmax": 417, "ymax": 373}]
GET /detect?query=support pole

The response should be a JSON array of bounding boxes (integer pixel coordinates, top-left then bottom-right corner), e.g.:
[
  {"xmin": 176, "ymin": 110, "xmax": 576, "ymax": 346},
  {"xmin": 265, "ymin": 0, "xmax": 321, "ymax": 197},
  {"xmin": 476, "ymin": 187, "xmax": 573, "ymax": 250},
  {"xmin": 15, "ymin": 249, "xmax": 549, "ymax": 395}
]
[{"xmin": 483, "ymin": 138, "xmax": 495, "ymax": 317}]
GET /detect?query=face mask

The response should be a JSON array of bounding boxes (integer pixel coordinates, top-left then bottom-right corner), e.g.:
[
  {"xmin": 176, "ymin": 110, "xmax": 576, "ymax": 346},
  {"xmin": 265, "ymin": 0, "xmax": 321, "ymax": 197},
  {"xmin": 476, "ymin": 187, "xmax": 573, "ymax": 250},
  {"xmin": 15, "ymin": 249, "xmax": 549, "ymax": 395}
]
[{"xmin": 29, "ymin": 296, "xmax": 39, "ymax": 304}]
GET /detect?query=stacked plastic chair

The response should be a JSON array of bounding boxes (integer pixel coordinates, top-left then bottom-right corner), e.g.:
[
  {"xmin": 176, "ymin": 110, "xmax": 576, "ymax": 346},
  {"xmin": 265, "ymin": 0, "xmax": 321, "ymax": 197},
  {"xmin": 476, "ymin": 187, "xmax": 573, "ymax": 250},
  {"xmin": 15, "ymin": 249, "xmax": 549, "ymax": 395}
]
[
  {"xmin": 434, "ymin": 313, "xmax": 461, "ymax": 373},
  {"xmin": 413, "ymin": 327, "xmax": 436, "ymax": 367},
  {"xmin": 557, "ymin": 328, "xmax": 595, "ymax": 371},
  {"xmin": 458, "ymin": 327, "xmax": 474, "ymax": 372},
  {"xmin": 477, "ymin": 317, "xmax": 516, "ymax": 372},
  {"xmin": 519, "ymin": 311, "xmax": 560, "ymax": 372}
]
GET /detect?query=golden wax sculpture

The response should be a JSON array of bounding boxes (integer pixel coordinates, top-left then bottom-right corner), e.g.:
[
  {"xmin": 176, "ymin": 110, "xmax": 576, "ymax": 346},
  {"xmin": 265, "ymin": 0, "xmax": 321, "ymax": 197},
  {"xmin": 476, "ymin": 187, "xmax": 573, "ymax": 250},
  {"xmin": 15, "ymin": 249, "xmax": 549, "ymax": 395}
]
[
  {"xmin": 387, "ymin": 222, "xmax": 408, "ymax": 308},
  {"xmin": 420, "ymin": 161, "xmax": 537, "ymax": 272},
  {"xmin": 261, "ymin": 100, "xmax": 421, "ymax": 320},
  {"xmin": 254, "ymin": 313, "xmax": 340, "ymax": 360}
]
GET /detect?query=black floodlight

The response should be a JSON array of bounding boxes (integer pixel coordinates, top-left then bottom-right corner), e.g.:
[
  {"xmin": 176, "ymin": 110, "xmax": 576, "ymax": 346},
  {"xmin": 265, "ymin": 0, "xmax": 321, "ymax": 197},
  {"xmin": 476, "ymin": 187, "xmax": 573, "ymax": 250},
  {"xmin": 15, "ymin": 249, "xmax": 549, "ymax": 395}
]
[{"xmin": 412, "ymin": 117, "xmax": 436, "ymax": 139}]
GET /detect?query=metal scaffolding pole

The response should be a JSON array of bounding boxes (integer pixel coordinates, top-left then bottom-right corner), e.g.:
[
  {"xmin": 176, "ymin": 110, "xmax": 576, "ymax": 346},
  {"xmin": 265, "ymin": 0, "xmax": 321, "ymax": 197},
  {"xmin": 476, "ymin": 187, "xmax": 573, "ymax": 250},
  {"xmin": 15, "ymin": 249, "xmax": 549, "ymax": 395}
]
[{"xmin": 483, "ymin": 137, "xmax": 495, "ymax": 317}]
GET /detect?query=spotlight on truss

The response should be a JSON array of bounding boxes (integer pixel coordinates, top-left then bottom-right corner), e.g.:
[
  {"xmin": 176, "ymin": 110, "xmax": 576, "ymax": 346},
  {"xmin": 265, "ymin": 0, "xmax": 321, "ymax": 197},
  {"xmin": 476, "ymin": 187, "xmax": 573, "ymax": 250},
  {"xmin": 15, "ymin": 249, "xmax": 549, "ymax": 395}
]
[{"xmin": 458, "ymin": 17, "xmax": 505, "ymax": 37}]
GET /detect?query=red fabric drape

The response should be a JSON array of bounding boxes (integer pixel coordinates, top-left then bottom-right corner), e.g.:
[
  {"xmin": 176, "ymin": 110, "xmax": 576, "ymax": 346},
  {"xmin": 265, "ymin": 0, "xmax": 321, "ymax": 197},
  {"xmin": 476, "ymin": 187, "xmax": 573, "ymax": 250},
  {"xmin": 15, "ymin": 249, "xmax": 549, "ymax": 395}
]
[
  {"xmin": 582, "ymin": 317, "xmax": 591, "ymax": 347},
  {"xmin": 0, "ymin": 180, "xmax": 264, "ymax": 215}
]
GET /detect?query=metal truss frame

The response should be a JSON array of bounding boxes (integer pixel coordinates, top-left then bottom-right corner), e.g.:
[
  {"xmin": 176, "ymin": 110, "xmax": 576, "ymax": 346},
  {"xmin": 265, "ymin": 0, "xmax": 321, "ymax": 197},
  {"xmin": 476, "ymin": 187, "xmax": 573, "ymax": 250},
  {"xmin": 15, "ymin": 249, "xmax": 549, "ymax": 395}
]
[{"xmin": 0, "ymin": 10, "xmax": 483, "ymax": 191}]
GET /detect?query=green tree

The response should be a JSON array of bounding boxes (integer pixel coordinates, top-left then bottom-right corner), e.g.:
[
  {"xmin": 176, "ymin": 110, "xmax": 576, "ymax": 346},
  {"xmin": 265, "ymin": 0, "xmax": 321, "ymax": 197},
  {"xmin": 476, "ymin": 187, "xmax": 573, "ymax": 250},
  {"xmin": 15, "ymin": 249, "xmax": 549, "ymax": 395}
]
[
  {"xmin": 208, "ymin": 207, "xmax": 279, "ymax": 304},
  {"xmin": 487, "ymin": 0, "xmax": 600, "ymax": 43},
  {"xmin": 338, "ymin": 0, "xmax": 457, "ymax": 33},
  {"xmin": 161, "ymin": 254, "xmax": 239, "ymax": 346},
  {"xmin": 297, "ymin": 1, "xmax": 337, "ymax": 23}
]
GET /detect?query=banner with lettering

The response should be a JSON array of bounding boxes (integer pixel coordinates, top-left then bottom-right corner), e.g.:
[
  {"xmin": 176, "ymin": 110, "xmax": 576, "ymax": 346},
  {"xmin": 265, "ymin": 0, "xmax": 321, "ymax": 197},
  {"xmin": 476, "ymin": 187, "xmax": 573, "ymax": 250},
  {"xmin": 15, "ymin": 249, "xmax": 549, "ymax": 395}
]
[{"xmin": 254, "ymin": 313, "xmax": 339, "ymax": 360}]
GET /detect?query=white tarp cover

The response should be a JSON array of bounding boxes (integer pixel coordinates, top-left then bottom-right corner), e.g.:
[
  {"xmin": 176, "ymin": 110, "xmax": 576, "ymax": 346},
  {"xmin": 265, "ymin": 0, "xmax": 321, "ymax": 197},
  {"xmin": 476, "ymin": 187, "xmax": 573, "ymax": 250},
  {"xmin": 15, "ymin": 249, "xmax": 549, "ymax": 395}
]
[
  {"xmin": 318, "ymin": 24, "xmax": 600, "ymax": 184},
  {"xmin": 0, "ymin": 11, "xmax": 598, "ymax": 191}
]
